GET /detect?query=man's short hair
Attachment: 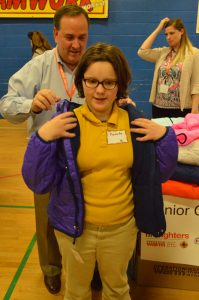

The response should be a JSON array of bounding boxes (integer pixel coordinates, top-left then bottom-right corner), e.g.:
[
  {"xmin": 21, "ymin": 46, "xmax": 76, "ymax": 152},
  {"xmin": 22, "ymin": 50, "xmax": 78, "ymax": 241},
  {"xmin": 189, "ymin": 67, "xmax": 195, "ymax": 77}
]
[{"xmin": 53, "ymin": 5, "xmax": 90, "ymax": 29}]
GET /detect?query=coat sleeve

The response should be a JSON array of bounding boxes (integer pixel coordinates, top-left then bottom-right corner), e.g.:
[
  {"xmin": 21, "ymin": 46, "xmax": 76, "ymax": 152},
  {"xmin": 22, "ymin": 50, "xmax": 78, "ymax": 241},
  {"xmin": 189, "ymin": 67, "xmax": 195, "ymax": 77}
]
[
  {"xmin": 22, "ymin": 133, "xmax": 58, "ymax": 194},
  {"xmin": 0, "ymin": 57, "xmax": 44, "ymax": 124},
  {"xmin": 190, "ymin": 50, "xmax": 199, "ymax": 95},
  {"xmin": 155, "ymin": 127, "xmax": 178, "ymax": 182},
  {"xmin": 137, "ymin": 47, "xmax": 162, "ymax": 63}
]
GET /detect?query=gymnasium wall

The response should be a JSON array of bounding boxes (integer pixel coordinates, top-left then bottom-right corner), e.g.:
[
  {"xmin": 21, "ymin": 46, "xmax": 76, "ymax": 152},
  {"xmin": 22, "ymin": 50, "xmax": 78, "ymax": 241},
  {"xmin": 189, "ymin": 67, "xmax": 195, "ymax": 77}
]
[{"xmin": 0, "ymin": 0, "xmax": 198, "ymax": 117}]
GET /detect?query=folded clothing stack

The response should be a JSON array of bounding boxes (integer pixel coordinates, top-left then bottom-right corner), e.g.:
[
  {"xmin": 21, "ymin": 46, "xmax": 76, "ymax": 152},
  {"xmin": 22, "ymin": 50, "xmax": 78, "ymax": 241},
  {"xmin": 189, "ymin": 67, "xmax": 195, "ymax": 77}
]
[{"xmin": 153, "ymin": 114, "xmax": 199, "ymax": 199}]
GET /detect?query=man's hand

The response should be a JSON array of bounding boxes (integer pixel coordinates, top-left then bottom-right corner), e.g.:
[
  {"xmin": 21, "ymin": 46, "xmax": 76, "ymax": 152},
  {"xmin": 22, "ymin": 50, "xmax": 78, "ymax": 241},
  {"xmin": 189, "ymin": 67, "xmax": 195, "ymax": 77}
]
[
  {"xmin": 117, "ymin": 97, "xmax": 136, "ymax": 107},
  {"xmin": 31, "ymin": 89, "xmax": 61, "ymax": 113},
  {"xmin": 130, "ymin": 118, "xmax": 167, "ymax": 141},
  {"xmin": 38, "ymin": 112, "xmax": 77, "ymax": 141}
]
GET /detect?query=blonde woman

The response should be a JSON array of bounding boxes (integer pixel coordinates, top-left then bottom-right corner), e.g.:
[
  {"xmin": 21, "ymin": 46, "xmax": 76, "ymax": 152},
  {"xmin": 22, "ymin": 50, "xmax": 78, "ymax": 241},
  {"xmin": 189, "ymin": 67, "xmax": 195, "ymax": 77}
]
[{"xmin": 138, "ymin": 18, "xmax": 199, "ymax": 118}]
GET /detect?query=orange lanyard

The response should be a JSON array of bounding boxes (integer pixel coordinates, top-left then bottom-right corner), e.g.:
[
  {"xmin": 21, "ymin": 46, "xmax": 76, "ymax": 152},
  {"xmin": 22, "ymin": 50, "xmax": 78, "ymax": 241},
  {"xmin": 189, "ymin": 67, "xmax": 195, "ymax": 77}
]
[{"xmin": 54, "ymin": 48, "xmax": 76, "ymax": 101}]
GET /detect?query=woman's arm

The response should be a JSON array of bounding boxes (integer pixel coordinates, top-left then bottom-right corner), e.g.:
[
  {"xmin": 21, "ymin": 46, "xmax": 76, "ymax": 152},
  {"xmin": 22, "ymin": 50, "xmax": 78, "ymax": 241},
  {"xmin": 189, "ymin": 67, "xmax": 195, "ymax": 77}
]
[
  {"xmin": 191, "ymin": 95, "xmax": 199, "ymax": 114},
  {"xmin": 139, "ymin": 18, "xmax": 170, "ymax": 50},
  {"xmin": 138, "ymin": 18, "xmax": 170, "ymax": 63},
  {"xmin": 190, "ymin": 50, "xmax": 199, "ymax": 113}
]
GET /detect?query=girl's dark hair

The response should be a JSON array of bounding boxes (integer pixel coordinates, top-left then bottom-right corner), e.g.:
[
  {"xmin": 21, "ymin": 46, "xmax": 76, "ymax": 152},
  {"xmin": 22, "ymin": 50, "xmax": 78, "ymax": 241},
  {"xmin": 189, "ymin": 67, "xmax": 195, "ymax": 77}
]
[
  {"xmin": 75, "ymin": 42, "xmax": 132, "ymax": 100},
  {"xmin": 53, "ymin": 5, "xmax": 90, "ymax": 29}
]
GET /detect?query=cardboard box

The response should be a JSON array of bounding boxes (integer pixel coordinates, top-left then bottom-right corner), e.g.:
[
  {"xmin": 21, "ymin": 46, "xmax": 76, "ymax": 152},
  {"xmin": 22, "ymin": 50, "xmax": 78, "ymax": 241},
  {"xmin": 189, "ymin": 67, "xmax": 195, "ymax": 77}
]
[
  {"xmin": 136, "ymin": 257, "xmax": 199, "ymax": 291},
  {"xmin": 141, "ymin": 196, "xmax": 199, "ymax": 266},
  {"xmin": 135, "ymin": 195, "xmax": 199, "ymax": 291}
]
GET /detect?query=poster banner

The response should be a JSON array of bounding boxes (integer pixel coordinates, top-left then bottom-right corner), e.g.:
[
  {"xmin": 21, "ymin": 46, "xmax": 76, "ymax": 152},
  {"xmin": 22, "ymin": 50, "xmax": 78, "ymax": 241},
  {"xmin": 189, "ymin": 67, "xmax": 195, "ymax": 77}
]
[
  {"xmin": 197, "ymin": 1, "xmax": 199, "ymax": 32},
  {"xmin": 0, "ymin": 0, "xmax": 108, "ymax": 18},
  {"xmin": 141, "ymin": 196, "xmax": 199, "ymax": 266}
]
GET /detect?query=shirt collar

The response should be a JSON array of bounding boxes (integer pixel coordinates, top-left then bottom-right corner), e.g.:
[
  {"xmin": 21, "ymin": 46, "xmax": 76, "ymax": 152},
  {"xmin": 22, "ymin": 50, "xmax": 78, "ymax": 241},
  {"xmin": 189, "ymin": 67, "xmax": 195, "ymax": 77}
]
[
  {"xmin": 81, "ymin": 102, "xmax": 119, "ymax": 125},
  {"xmin": 55, "ymin": 47, "xmax": 75, "ymax": 74}
]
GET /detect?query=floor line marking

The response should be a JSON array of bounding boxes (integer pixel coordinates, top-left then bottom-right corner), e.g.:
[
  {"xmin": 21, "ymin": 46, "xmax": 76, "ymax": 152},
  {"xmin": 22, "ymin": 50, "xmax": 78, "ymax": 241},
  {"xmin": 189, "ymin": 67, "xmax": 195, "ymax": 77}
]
[
  {"xmin": 0, "ymin": 205, "xmax": 34, "ymax": 209},
  {"xmin": 3, "ymin": 233, "xmax": 37, "ymax": 300}
]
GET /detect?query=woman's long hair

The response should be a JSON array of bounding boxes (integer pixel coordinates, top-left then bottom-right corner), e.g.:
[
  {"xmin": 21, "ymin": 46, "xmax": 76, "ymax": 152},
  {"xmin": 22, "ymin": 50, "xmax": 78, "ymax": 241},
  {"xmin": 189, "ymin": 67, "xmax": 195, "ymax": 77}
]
[
  {"xmin": 164, "ymin": 19, "xmax": 193, "ymax": 65},
  {"xmin": 28, "ymin": 32, "xmax": 52, "ymax": 56}
]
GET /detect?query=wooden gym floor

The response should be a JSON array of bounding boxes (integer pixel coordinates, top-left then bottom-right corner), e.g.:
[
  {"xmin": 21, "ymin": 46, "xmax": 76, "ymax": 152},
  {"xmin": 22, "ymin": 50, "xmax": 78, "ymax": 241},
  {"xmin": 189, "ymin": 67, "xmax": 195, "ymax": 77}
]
[{"xmin": 0, "ymin": 119, "xmax": 199, "ymax": 300}]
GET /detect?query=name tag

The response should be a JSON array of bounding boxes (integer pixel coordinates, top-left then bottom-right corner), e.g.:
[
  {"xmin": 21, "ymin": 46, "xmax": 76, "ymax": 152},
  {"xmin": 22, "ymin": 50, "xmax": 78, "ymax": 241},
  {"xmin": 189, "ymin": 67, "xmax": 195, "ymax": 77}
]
[
  {"xmin": 107, "ymin": 130, "xmax": 127, "ymax": 144},
  {"xmin": 159, "ymin": 84, "xmax": 169, "ymax": 94}
]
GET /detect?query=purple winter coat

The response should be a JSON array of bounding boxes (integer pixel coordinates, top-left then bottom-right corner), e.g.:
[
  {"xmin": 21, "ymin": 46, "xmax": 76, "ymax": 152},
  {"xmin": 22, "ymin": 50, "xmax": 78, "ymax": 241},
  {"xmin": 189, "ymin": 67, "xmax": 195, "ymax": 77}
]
[{"xmin": 22, "ymin": 101, "xmax": 178, "ymax": 239}]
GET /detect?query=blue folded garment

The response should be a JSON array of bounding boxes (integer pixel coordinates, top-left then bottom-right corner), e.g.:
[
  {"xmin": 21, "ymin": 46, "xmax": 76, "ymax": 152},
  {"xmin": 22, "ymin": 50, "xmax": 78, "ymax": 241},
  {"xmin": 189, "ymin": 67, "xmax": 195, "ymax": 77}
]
[{"xmin": 171, "ymin": 163, "xmax": 199, "ymax": 184}]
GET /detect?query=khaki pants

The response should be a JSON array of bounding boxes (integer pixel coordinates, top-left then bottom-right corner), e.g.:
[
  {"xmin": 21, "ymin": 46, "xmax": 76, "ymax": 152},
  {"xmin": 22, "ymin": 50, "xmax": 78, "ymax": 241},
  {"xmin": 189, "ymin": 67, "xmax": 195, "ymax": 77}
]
[
  {"xmin": 55, "ymin": 217, "xmax": 138, "ymax": 300},
  {"xmin": 34, "ymin": 193, "xmax": 62, "ymax": 276}
]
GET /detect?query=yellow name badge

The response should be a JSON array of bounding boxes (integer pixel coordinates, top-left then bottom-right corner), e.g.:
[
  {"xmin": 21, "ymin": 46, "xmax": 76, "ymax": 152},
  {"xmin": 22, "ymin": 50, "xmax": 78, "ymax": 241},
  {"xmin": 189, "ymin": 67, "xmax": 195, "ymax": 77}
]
[{"xmin": 107, "ymin": 130, "xmax": 127, "ymax": 144}]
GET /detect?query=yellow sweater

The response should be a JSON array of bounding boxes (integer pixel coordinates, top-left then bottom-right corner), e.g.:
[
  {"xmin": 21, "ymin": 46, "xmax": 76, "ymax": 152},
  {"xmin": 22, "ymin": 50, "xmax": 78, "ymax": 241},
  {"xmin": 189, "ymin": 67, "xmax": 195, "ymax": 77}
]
[{"xmin": 74, "ymin": 103, "xmax": 134, "ymax": 225}]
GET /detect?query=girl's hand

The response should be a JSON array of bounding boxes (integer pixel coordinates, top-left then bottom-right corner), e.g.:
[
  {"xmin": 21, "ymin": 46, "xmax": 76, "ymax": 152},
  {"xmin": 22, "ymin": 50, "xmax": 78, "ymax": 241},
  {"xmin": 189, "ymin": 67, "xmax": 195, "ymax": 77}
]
[
  {"xmin": 130, "ymin": 118, "xmax": 167, "ymax": 141},
  {"xmin": 38, "ymin": 112, "xmax": 77, "ymax": 141}
]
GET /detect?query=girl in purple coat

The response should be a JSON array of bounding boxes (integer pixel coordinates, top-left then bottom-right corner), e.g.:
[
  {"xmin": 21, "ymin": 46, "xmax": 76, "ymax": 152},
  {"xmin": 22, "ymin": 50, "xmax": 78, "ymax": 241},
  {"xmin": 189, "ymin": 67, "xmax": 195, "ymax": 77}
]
[{"xmin": 22, "ymin": 42, "xmax": 177, "ymax": 300}]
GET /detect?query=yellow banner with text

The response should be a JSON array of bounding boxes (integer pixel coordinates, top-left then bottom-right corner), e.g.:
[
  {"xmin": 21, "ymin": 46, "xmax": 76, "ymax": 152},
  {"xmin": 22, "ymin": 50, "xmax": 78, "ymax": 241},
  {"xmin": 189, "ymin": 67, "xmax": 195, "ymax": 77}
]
[{"xmin": 0, "ymin": 0, "xmax": 108, "ymax": 18}]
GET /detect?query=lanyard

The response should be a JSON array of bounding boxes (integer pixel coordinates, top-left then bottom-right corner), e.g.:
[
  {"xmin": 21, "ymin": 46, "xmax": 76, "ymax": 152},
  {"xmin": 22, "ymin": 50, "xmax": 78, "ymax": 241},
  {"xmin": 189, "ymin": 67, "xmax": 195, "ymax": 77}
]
[
  {"xmin": 165, "ymin": 49, "xmax": 173, "ymax": 76},
  {"xmin": 54, "ymin": 48, "xmax": 76, "ymax": 101}
]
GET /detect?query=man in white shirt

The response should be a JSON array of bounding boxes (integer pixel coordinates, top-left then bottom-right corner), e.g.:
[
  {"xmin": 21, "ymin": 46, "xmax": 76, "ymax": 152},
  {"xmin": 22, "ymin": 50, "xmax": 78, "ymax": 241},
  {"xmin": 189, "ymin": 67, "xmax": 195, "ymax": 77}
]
[{"xmin": 0, "ymin": 5, "xmax": 89, "ymax": 294}]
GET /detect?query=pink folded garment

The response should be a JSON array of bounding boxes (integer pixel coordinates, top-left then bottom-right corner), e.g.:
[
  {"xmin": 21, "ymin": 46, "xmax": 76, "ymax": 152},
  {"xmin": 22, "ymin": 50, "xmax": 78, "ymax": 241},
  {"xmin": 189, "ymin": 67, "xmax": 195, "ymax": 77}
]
[{"xmin": 172, "ymin": 113, "xmax": 199, "ymax": 146}]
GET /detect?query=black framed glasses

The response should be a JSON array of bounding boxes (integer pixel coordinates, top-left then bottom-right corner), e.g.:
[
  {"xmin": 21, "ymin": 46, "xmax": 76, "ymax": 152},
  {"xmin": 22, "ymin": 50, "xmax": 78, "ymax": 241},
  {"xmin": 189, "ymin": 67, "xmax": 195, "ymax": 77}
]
[{"xmin": 83, "ymin": 78, "xmax": 118, "ymax": 90}]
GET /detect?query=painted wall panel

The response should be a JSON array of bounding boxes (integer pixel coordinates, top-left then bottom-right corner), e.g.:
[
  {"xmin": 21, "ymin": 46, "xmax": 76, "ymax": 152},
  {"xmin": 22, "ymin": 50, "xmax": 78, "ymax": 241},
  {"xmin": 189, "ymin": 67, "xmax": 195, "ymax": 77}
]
[{"xmin": 0, "ymin": 0, "xmax": 198, "ymax": 117}]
